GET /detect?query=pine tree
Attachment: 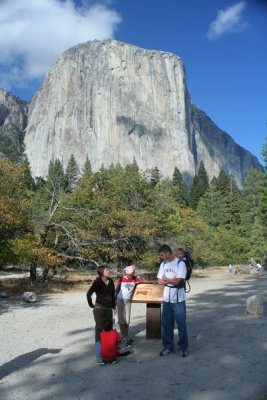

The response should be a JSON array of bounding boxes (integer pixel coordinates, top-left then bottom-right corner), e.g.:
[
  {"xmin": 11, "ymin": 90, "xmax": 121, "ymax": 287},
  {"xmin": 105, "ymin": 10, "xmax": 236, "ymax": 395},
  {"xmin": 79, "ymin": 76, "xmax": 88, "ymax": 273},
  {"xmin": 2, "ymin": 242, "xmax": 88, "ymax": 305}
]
[
  {"xmin": 66, "ymin": 154, "xmax": 80, "ymax": 192},
  {"xmin": 214, "ymin": 171, "xmax": 241, "ymax": 227},
  {"xmin": 172, "ymin": 167, "xmax": 188, "ymax": 205},
  {"xmin": 172, "ymin": 166, "xmax": 183, "ymax": 187},
  {"xmin": 190, "ymin": 161, "xmax": 209, "ymax": 208},
  {"xmin": 214, "ymin": 170, "xmax": 230, "ymax": 196},
  {"xmin": 197, "ymin": 179, "xmax": 227, "ymax": 227},
  {"xmin": 225, "ymin": 175, "xmax": 242, "ymax": 226},
  {"xmin": 150, "ymin": 167, "xmax": 160, "ymax": 187},
  {"xmin": 22, "ymin": 158, "xmax": 35, "ymax": 191},
  {"xmin": 47, "ymin": 159, "xmax": 66, "ymax": 194},
  {"xmin": 100, "ymin": 163, "xmax": 105, "ymax": 172},
  {"xmin": 82, "ymin": 155, "xmax": 92, "ymax": 177},
  {"xmin": 241, "ymin": 168, "xmax": 261, "ymax": 226},
  {"xmin": 132, "ymin": 157, "xmax": 139, "ymax": 172}
]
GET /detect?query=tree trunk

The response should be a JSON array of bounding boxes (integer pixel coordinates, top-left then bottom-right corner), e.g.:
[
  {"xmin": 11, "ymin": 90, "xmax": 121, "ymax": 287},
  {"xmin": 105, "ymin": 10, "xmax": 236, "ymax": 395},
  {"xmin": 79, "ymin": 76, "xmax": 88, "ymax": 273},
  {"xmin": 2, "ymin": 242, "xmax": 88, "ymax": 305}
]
[
  {"xmin": 30, "ymin": 261, "xmax": 37, "ymax": 282},
  {"xmin": 42, "ymin": 267, "xmax": 50, "ymax": 282}
]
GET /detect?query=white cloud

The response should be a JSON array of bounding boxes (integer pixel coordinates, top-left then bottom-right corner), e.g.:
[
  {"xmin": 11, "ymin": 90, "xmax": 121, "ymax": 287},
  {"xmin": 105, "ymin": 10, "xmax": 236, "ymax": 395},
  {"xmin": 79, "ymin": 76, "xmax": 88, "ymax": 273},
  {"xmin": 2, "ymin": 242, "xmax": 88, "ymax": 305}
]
[
  {"xmin": 207, "ymin": 1, "xmax": 248, "ymax": 40},
  {"xmin": 0, "ymin": 0, "xmax": 121, "ymax": 89}
]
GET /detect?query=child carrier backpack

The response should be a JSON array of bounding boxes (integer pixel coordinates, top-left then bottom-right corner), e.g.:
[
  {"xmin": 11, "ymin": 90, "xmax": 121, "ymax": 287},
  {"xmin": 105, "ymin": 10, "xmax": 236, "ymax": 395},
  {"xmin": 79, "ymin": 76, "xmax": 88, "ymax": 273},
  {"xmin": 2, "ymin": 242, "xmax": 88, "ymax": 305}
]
[{"xmin": 177, "ymin": 252, "xmax": 194, "ymax": 293}]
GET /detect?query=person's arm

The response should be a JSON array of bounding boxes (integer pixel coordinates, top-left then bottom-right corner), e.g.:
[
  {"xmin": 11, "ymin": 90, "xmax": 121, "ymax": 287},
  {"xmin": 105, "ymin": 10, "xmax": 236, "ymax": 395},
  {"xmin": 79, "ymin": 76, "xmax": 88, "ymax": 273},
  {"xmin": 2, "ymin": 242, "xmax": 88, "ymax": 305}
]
[
  {"xmin": 163, "ymin": 261, "xmax": 187, "ymax": 286},
  {"xmin": 115, "ymin": 279, "xmax": 122, "ymax": 298},
  {"xmin": 86, "ymin": 281, "xmax": 96, "ymax": 308},
  {"xmin": 157, "ymin": 264, "xmax": 166, "ymax": 285},
  {"xmin": 111, "ymin": 280, "xmax": 116, "ymax": 310},
  {"xmin": 162, "ymin": 275, "xmax": 183, "ymax": 286}
]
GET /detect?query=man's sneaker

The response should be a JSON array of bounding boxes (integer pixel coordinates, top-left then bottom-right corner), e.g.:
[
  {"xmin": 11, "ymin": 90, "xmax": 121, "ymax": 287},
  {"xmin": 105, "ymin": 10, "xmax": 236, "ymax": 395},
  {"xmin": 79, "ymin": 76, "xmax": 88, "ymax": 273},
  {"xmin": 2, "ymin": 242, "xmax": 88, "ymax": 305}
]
[
  {"xmin": 122, "ymin": 338, "xmax": 132, "ymax": 348},
  {"xmin": 96, "ymin": 359, "xmax": 106, "ymax": 366},
  {"xmin": 159, "ymin": 348, "xmax": 173, "ymax": 356},
  {"xmin": 180, "ymin": 351, "xmax": 188, "ymax": 358}
]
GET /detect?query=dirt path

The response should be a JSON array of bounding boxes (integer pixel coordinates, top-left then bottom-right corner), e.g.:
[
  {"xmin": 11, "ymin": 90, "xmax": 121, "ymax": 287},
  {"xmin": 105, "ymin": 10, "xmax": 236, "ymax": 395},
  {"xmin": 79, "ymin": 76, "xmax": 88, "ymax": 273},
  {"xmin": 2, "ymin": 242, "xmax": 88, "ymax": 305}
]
[{"xmin": 0, "ymin": 270, "xmax": 267, "ymax": 400}]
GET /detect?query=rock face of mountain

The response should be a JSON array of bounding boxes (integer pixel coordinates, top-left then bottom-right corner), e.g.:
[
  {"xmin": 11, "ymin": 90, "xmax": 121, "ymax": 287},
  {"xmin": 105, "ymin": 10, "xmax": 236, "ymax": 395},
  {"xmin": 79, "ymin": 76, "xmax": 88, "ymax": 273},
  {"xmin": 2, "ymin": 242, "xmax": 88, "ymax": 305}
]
[
  {"xmin": 24, "ymin": 40, "xmax": 260, "ymax": 185},
  {"xmin": 190, "ymin": 105, "xmax": 261, "ymax": 184},
  {"xmin": 0, "ymin": 89, "xmax": 28, "ymax": 161}
]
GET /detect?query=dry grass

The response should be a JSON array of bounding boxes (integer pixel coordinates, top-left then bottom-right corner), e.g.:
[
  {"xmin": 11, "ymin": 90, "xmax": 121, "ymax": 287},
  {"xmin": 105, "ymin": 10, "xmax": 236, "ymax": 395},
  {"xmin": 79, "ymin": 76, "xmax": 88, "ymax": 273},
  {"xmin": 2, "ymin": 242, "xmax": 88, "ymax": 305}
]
[
  {"xmin": 0, "ymin": 275, "xmax": 94, "ymax": 296},
  {"xmin": 1, "ymin": 266, "xmax": 246, "ymax": 297}
]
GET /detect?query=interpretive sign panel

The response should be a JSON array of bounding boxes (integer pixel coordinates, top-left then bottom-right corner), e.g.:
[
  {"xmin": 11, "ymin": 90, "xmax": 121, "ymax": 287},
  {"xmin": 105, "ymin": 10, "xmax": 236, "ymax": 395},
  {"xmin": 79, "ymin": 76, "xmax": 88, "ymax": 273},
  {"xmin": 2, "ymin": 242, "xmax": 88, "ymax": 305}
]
[{"xmin": 132, "ymin": 283, "xmax": 163, "ymax": 304}]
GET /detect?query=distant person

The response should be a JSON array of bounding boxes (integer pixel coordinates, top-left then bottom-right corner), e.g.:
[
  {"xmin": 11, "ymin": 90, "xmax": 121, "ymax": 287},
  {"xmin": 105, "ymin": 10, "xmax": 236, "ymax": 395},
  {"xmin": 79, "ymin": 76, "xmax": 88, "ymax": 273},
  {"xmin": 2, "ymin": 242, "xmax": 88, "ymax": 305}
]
[
  {"xmin": 116, "ymin": 265, "xmax": 141, "ymax": 347},
  {"xmin": 228, "ymin": 264, "xmax": 233, "ymax": 273},
  {"xmin": 157, "ymin": 244, "xmax": 188, "ymax": 357},
  {"xmin": 99, "ymin": 318, "xmax": 131, "ymax": 366},
  {"xmin": 86, "ymin": 265, "xmax": 116, "ymax": 365},
  {"xmin": 256, "ymin": 263, "xmax": 262, "ymax": 272}
]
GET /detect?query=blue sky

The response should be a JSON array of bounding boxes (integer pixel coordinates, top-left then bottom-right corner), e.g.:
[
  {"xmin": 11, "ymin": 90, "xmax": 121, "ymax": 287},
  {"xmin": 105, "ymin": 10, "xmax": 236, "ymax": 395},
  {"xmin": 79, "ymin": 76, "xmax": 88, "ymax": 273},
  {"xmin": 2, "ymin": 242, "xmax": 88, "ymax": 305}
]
[{"xmin": 0, "ymin": 0, "xmax": 266, "ymax": 162}]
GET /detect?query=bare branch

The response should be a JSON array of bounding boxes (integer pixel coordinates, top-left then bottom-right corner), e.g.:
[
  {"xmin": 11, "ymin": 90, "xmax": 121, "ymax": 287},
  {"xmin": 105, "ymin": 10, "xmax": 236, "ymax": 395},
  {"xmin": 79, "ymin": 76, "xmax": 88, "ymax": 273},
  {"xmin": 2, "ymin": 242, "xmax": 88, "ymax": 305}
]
[{"xmin": 56, "ymin": 252, "xmax": 99, "ymax": 267}]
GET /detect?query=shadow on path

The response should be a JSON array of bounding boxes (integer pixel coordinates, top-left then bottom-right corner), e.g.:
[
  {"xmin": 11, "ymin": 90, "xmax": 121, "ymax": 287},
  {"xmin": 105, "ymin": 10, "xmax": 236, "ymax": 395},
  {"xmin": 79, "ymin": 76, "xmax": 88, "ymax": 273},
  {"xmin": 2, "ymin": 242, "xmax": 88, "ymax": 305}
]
[
  {"xmin": 0, "ymin": 294, "xmax": 55, "ymax": 315},
  {"xmin": 0, "ymin": 348, "xmax": 62, "ymax": 380}
]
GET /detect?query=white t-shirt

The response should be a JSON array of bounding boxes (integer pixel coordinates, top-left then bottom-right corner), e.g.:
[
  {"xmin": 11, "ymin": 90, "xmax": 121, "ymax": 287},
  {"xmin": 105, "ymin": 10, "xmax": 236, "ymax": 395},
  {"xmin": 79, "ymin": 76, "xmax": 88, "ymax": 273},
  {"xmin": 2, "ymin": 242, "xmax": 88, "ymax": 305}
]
[
  {"xmin": 157, "ymin": 257, "xmax": 187, "ymax": 303},
  {"xmin": 117, "ymin": 276, "xmax": 141, "ymax": 301}
]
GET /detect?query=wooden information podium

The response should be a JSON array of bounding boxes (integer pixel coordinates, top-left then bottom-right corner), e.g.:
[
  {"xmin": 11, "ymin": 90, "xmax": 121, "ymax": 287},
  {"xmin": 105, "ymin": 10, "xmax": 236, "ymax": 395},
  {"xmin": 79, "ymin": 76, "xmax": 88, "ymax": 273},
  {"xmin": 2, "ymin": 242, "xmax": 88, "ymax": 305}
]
[{"xmin": 132, "ymin": 283, "xmax": 163, "ymax": 339}]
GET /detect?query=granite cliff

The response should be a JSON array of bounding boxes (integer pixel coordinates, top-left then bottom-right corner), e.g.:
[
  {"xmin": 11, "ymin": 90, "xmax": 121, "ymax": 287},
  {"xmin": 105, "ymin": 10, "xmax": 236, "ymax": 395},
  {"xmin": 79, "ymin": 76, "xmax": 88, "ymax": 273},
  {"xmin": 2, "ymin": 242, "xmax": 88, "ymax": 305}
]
[
  {"xmin": 3, "ymin": 40, "xmax": 261, "ymax": 185},
  {"xmin": 0, "ymin": 89, "xmax": 28, "ymax": 161}
]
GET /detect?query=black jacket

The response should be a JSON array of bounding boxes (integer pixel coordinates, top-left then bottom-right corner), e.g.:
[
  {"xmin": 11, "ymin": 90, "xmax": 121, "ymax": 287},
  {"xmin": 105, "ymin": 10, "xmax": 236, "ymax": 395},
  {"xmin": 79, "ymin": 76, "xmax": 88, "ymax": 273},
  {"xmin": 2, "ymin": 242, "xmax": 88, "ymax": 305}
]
[{"xmin": 86, "ymin": 277, "xmax": 116, "ymax": 309}]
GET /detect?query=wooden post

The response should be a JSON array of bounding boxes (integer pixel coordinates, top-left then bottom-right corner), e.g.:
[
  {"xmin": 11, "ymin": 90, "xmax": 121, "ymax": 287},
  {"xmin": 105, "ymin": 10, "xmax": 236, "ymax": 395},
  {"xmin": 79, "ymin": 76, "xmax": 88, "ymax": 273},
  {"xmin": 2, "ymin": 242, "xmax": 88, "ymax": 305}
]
[{"xmin": 146, "ymin": 303, "xmax": 161, "ymax": 339}]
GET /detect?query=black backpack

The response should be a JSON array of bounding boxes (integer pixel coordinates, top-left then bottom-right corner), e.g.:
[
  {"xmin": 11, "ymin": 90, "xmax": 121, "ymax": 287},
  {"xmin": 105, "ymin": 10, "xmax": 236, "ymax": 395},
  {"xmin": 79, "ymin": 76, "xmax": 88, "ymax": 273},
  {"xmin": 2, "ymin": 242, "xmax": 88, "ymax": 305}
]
[
  {"xmin": 166, "ymin": 253, "xmax": 193, "ymax": 293},
  {"xmin": 184, "ymin": 252, "xmax": 194, "ymax": 280},
  {"xmin": 177, "ymin": 253, "xmax": 193, "ymax": 293}
]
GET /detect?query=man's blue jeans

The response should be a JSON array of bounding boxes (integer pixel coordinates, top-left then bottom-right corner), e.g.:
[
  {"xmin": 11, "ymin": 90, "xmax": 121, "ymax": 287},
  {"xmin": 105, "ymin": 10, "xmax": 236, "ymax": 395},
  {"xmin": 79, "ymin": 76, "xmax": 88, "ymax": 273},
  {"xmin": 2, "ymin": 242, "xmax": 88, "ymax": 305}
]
[{"xmin": 162, "ymin": 301, "xmax": 188, "ymax": 352}]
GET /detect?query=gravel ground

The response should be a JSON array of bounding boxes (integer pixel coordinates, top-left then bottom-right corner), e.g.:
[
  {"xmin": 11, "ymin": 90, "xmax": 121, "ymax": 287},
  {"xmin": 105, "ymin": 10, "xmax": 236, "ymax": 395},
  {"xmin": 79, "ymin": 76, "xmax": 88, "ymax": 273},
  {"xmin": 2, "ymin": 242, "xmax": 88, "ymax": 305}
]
[{"xmin": 1, "ymin": 270, "xmax": 267, "ymax": 400}]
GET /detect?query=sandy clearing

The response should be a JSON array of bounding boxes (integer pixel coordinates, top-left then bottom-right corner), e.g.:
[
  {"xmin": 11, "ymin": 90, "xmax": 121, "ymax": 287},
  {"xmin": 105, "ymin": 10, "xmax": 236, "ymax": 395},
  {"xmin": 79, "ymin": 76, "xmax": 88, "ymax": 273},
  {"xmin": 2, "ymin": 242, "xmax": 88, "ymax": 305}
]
[{"xmin": 0, "ymin": 270, "xmax": 267, "ymax": 400}]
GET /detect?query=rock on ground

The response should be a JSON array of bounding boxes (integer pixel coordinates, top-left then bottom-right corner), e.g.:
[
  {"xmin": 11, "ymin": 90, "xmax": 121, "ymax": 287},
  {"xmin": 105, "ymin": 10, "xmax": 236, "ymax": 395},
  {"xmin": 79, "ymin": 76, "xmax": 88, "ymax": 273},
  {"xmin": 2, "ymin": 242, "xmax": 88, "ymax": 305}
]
[
  {"xmin": 22, "ymin": 292, "xmax": 37, "ymax": 303},
  {"xmin": 246, "ymin": 295, "xmax": 264, "ymax": 315}
]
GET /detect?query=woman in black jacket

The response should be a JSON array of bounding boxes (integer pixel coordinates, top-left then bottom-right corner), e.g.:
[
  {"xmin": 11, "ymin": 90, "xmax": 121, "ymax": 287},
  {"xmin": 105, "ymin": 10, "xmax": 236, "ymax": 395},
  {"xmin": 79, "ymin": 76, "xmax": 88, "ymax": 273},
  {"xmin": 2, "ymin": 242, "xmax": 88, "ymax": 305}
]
[{"xmin": 87, "ymin": 265, "xmax": 116, "ymax": 364}]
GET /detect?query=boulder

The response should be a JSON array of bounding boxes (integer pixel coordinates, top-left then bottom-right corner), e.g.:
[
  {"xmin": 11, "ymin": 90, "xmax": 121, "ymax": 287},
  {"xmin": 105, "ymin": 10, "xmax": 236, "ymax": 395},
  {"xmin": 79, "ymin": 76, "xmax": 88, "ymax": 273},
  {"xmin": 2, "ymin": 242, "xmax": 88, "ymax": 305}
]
[
  {"xmin": 22, "ymin": 291, "xmax": 37, "ymax": 303},
  {"xmin": 246, "ymin": 295, "xmax": 264, "ymax": 316},
  {"xmin": 250, "ymin": 268, "xmax": 260, "ymax": 275},
  {"xmin": 0, "ymin": 291, "xmax": 9, "ymax": 298}
]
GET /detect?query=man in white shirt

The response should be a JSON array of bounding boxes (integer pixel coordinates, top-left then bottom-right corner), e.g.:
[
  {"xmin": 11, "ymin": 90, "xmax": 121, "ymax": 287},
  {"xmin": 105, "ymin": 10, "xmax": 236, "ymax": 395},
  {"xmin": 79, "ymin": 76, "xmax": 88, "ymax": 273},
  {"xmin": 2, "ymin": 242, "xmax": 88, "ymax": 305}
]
[{"xmin": 157, "ymin": 244, "xmax": 188, "ymax": 357}]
